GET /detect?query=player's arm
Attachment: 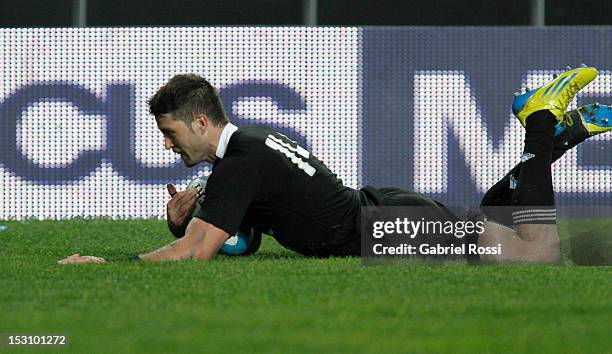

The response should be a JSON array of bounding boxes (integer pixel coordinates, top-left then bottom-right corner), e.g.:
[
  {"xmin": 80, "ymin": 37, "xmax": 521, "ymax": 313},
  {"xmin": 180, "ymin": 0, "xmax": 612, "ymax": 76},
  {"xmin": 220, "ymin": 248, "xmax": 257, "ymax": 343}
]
[
  {"xmin": 58, "ymin": 218, "xmax": 229, "ymax": 264},
  {"xmin": 140, "ymin": 217, "xmax": 229, "ymax": 261}
]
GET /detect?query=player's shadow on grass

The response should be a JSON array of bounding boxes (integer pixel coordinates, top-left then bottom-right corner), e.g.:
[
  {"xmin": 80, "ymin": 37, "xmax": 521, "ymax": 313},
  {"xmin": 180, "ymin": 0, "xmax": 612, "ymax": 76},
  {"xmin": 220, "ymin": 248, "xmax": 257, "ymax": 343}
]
[{"xmin": 248, "ymin": 250, "xmax": 304, "ymax": 260}]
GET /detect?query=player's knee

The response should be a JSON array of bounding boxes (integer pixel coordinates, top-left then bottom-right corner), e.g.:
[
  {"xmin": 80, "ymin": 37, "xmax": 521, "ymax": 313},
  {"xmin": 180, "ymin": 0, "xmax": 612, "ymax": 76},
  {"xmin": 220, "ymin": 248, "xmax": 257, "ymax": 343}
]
[{"xmin": 523, "ymin": 227, "xmax": 560, "ymax": 263}]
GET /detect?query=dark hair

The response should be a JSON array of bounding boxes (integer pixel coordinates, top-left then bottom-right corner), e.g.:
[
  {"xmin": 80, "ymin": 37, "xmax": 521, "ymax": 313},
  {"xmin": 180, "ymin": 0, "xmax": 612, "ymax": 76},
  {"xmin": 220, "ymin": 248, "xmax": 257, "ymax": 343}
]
[{"xmin": 148, "ymin": 74, "xmax": 229, "ymax": 127}]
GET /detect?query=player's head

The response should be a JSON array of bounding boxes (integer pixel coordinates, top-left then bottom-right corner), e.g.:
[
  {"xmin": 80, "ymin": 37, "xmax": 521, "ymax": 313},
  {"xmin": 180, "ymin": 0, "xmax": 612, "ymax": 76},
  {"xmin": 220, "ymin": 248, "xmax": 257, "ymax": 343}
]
[{"xmin": 148, "ymin": 74, "xmax": 229, "ymax": 166}]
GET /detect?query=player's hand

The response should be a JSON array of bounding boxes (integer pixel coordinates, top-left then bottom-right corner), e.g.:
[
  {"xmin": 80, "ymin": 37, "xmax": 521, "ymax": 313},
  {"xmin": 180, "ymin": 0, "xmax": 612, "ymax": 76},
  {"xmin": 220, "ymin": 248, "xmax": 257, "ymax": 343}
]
[
  {"xmin": 166, "ymin": 183, "xmax": 198, "ymax": 238},
  {"xmin": 57, "ymin": 254, "xmax": 106, "ymax": 265}
]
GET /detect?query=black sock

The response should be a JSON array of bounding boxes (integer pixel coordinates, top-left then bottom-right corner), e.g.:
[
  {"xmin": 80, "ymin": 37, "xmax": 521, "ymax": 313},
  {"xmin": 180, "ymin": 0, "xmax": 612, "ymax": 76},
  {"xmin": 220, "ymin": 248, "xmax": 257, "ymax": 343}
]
[
  {"xmin": 480, "ymin": 142, "xmax": 568, "ymax": 210},
  {"xmin": 479, "ymin": 169, "xmax": 518, "ymax": 226},
  {"xmin": 510, "ymin": 111, "xmax": 557, "ymax": 225},
  {"xmin": 481, "ymin": 113, "xmax": 570, "ymax": 226}
]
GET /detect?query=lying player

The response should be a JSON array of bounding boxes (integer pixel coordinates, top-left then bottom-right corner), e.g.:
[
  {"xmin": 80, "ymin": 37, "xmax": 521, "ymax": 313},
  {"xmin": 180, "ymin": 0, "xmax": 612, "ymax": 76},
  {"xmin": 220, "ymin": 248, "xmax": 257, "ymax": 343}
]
[{"xmin": 59, "ymin": 66, "xmax": 610, "ymax": 264}]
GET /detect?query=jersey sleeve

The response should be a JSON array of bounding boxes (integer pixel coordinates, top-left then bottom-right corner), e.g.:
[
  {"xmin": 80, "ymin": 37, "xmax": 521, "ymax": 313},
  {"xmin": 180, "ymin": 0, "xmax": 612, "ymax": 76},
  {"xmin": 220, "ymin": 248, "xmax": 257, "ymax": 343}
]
[{"xmin": 193, "ymin": 157, "xmax": 261, "ymax": 235}]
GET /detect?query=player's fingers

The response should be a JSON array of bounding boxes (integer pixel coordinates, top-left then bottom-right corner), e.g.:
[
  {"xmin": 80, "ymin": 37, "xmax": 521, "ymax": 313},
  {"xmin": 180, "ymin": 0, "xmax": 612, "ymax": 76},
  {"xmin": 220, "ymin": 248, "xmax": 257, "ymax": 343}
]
[
  {"xmin": 167, "ymin": 192, "xmax": 180, "ymax": 206},
  {"xmin": 172, "ymin": 191, "xmax": 187, "ymax": 205},
  {"xmin": 167, "ymin": 183, "xmax": 177, "ymax": 197},
  {"xmin": 170, "ymin": 192, "xmax": 189, "ymax": 210},
  {"xmin": 175, "ymin": 189, "xmax": 197, "ymax": 205},
  {"xmin": 181, "ymin": 192, "xmax": 197, "ymax": 204},
  {"xmin": 58, "ymin": 256, "xmax": 79, "ymax": 264},
  {"xmin": 178, "ymin": 188, "xmax": 197, "ymax": 200},
  {"xmin": 185, "ymin": 188, "xmax": 198, "ymax": 197},
  {"xmin": 176, "ymin": 200, "xmax": 194, "ymax": 216}
]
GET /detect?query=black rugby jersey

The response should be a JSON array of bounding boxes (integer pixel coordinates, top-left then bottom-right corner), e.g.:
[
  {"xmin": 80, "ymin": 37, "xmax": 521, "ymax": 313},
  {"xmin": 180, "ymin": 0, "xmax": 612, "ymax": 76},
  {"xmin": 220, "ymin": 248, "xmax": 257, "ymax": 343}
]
[{"xmin": 195, "ymin": 125, "xmax": 361, "ymax": 256}]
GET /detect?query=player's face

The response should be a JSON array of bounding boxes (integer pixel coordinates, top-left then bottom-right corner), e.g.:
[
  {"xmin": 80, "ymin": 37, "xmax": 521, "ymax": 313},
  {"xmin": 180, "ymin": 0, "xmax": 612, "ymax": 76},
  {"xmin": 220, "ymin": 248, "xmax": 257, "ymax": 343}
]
[{"xmin": 156, "ymin": 113, "xmax": 209, "ymax": 167}]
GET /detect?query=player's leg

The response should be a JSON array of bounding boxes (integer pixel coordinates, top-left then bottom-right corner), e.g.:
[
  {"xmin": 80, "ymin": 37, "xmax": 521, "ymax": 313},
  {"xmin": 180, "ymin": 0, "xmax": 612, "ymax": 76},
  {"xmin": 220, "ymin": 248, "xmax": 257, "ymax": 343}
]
[
  {"xmin": 481, "ymin": 104, "xmax": 612, "ymax": 226},
  {"xmin": 479, "ymin": 110, "xmax": 560, "ymax": 262},
  {"xmin": 478, "ymin": 66, "xmax": 599, "ymax": 262},
  {"xmin": 477, "ymin": 221, "xmax": 556, "ymax": 262}
]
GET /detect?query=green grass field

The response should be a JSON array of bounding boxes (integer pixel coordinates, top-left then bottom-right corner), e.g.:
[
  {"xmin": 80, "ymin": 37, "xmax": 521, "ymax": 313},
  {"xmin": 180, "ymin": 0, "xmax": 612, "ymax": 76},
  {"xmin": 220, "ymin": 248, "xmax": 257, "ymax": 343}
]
[{"xmin": 0, "ymin": 219, "xmax": 611, "ymax": 353}]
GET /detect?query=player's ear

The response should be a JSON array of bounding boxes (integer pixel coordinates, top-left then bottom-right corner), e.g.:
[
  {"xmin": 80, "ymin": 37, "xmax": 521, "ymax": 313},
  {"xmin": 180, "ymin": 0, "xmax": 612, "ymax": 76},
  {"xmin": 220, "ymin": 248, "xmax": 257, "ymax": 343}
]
[{"xmin": 194, "ymin": 114, "xmax": 209, "ymax": 132}]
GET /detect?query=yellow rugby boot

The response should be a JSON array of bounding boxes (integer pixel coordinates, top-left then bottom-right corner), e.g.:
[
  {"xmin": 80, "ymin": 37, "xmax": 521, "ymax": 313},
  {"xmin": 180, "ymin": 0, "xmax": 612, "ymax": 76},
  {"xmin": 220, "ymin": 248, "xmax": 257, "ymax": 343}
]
[{"xmin": 512, "ymin": 65, "xmax": 598, "ymax": 126}]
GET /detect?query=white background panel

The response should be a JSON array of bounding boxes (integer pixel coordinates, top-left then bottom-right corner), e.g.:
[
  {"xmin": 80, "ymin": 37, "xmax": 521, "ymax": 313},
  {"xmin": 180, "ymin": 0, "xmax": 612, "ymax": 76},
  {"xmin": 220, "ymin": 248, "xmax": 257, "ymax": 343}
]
[{"xmin": 0, "ymin": 28, "xmax": 362, "ymax": 219}]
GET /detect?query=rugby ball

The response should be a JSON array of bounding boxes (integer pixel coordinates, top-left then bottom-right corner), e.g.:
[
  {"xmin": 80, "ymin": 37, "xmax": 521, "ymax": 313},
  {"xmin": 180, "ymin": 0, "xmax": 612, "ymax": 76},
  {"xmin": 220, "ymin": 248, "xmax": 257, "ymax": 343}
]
[
  {"xmin": 187, "ymin": 176, "xmax": 208, "ymax": 218},
  {"xmin": 188, "ymin": 176, "xmax": 261, "ymax": 256}
]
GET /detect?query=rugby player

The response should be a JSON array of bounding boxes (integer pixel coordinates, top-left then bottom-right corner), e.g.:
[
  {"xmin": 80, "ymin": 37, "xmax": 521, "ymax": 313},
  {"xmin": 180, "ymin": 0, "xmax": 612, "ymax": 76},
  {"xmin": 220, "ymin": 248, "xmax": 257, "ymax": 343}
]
[{"xmin": 59, "ymin": 66, "xmax": 610, "ymax": 264}]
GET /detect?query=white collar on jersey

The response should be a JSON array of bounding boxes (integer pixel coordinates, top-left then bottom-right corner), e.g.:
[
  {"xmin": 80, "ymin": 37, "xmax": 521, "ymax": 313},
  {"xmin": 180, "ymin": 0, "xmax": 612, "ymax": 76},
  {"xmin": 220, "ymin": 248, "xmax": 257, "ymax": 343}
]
[{"xmin": 215, "ymin": 122, "xmax": 238, "ymax": 159}]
